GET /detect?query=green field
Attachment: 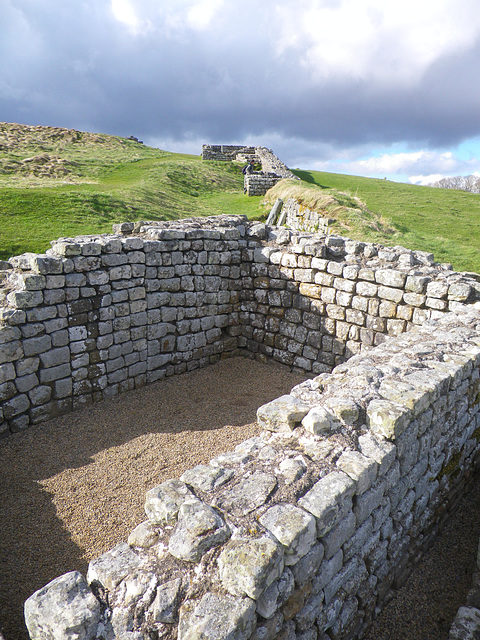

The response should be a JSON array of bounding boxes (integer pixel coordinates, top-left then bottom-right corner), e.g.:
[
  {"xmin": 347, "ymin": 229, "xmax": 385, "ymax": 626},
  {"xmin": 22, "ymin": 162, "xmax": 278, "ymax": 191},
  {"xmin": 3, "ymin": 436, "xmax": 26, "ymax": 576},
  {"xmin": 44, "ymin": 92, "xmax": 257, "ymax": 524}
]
[
  {"xmin": 292, "ymin": 170, "xmax": 480, "ymax": 273},
  {"xmin": 1, "ymin": 123, "xmax": 479, "ymax": 273}
]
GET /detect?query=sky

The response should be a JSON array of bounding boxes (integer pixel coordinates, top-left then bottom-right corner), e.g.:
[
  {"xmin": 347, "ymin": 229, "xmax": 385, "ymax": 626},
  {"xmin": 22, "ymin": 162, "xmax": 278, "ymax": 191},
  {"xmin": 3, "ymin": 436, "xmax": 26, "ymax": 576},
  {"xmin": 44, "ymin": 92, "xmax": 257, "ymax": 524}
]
[{"xmin": 2, "ymin": 0, "xmax": 480, "ymax": 184}]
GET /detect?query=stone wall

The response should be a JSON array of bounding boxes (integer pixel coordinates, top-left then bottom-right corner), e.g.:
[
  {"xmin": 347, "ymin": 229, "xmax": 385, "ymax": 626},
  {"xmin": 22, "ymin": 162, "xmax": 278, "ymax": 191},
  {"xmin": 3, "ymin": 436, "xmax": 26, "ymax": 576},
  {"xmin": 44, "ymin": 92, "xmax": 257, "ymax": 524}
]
[
  {"xmin": 201, "ymin": 145, "xmax": 255, "ymax": 161},
  {"xmin": 5, "ymin": 216, "xmax": 480, "ymax": 639},
  {"xmin": 24, "ymin": 307, "xmax": 480, "ymax": 640},
  {"xmin": 203, "ymin": 144, "xmax": 299, "ymax": 195},
  {"xmin": 244, "ymin": 172, "xmax": 283, "ymax": 196},
  {"xmin": 281, "ymin": 198, "xmax": 333, "ymax": 234},
  {"xmin": 255, "ymin": 147, "xmax": 299, "ymax": 180},
  {"xmin": 0, "ymin": 216, "xmax": 246, "ymax": 436},
  {"xmin": 1, "ymin": 218, "xmax": 479, "ymax": 438}
]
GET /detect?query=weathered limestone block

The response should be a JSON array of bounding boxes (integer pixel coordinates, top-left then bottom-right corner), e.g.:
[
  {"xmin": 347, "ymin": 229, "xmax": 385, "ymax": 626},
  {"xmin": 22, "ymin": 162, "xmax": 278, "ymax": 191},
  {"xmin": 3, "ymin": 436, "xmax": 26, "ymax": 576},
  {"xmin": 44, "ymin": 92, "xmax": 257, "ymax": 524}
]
[
  {"xmin": 322, "ymin": 511, "xmax": 357, "ymax": 560},
  {"xmin": 87, "ymin": 542, "xmax": 143, "ymax": 592},
  {"xmin": 336, "ymin": 451, "xmax": 378, "ymax": 494},
  {"xmin": 449, "ymin": 283, "xmax": 472, "ymax": 301},
  {"xmin": 168, "ymin": 499, "xmax": 230, "ymax": 562},
  {"xmin": 289, "ymin": 541, "xmax": 325, "ymax": 589},
  {"xmin": 256, "ymin": 568, "xmax": 295, "ymax": 619},
  {"xmin": 7, "ymin": 290, "xmax": 43, "ymax": 309},
  {"xmin": 277, "ymin": 455, "xmax": 308, "ymax": 484},
  {"xmin": 152, "ymin": 577, "xmax": 183, "ymax": 624},
  {"xmin": 367, "ymin": 398, "xmax": 411, "ymax": 440},
  {"xmin": 260, "ymin": 503, "xmax": 317, "ymax": 565},
  {"xmin": 24, "ymin": 571, "xmax": 100, "ymax": 640},
  {"xmin": 180, "ymin": 464, "xmax": 234, "ymax": 492},
  {"xmin": 215, "ymin": 470, "xmax": 277, "ymax": 516},
  {"xmin": 302, "ymin": 406, "xmax": 339, "ymax": 435},
  {"xmin": 295, "ymin": 591, "xmax": 324, "ymax": 632},
  {"xmin": 357, "ymin": 434, "xmax": 396, "ymax": 476},
  {"xmin": 218, "ymin": 537, "xmax": 284, "ymax": 599},
  {"xmin": 127, "ymin": 521, "xmax": 159, "ymax": 549},
  {"xmin": 298, "ymin": 471, "xmax": 356, "ymax": 537},
  {"xmin": 326, "ymin": 397, "xmax": 360, "ymax": 425},
  {"xmin": 178, "ymin": 592, "xmax": 256, "ymax": 640},
  {"xmin": 449, "ymin": 606, "xmax": 480, "ymax": 639},
  {"xmin": 378, "ymin": 379, "xmax": 431, "ymax": 416},
  {"xmin": 144, "ymin": 479, "xmax": 193, "ymax": 525},
  {"xmin": 256, "ymin": 394, "xmax": 310, "ymax": 432},
  {"xmin": 375, "ymin": 269, "xmax": 406, "ymax": 288}
]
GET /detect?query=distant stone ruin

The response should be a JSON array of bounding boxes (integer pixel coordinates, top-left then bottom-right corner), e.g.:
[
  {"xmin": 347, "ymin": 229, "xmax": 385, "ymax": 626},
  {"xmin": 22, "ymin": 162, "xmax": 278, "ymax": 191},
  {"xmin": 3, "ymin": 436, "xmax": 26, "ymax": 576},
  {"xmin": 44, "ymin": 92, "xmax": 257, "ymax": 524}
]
[
  {"xmin": 202, "ymin": 144, "xmax": 299, "ymax": 195},
  {"xmin": 3, "ymin": 212, "xmax": 480, "ymax": 639}
]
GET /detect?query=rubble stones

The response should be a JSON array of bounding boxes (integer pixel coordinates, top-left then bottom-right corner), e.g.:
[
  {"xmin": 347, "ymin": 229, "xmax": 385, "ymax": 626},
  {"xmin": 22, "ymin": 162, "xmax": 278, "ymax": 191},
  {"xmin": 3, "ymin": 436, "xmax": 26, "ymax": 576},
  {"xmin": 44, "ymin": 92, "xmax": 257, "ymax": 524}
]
[
  {"xmin": 144, "ymin": 479, "xmax": 193, "ymax": 525},
  {"xmin": 168, "ymin": 499, "xmax": 230, "ymax": 562},
  {"xmin": 256, "ymin": 394, "xmax": 310, "ymax": 432},
  {"xmin": 215, "ymin": 470, "xmax": 277, "ymax": 516},
  {"xmin": 86, "ymin": 543, "xmax": 143, "ymax": 592}
]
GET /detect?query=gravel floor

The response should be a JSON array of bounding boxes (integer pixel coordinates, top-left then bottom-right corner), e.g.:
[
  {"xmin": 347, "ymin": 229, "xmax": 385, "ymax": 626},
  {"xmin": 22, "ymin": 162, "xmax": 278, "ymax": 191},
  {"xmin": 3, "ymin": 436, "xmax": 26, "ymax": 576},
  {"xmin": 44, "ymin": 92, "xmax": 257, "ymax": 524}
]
[
  {"xmin": 0, "ymin": 357, "xmax": 308, "ymax": 640},
  {"xmin": 363, "ymin": 477, "xmax": 480, "ymax": 640},
  {"xmin": 1, "ymin": 356, "xmax": 479, "ymax": 640}
]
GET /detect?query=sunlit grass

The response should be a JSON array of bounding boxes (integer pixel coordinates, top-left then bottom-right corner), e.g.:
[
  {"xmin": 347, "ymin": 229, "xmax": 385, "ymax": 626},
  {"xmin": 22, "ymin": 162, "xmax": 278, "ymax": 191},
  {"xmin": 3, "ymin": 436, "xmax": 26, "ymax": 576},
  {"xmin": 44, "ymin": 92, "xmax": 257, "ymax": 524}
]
[{"xmin": 292, "ymin": 170, "xmax": 480, "ymax": 273}]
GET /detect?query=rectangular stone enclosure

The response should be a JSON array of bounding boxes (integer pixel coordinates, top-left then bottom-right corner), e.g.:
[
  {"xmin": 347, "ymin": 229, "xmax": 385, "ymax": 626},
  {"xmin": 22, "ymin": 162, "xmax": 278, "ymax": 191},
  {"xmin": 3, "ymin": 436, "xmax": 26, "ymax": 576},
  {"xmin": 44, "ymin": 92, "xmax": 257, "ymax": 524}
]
[{"xmin": 3, "ymin": 215, "xmax": 480, "ymax": 640}]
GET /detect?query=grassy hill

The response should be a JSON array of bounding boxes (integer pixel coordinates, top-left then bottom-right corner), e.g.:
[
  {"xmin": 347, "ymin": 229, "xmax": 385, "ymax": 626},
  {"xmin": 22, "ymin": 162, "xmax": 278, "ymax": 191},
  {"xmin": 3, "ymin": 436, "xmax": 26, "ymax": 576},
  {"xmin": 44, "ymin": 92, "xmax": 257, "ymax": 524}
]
[
  {"xmin": 1, "ymin": 122, "xmax": 479, "ymax": 273},
  {"xmin": 0, "ymin": 123, "xmax": 265, "ymax": 260},
  {"xmin": 291, "ymin": 170, "xmax": 480, "ymax": 273}
]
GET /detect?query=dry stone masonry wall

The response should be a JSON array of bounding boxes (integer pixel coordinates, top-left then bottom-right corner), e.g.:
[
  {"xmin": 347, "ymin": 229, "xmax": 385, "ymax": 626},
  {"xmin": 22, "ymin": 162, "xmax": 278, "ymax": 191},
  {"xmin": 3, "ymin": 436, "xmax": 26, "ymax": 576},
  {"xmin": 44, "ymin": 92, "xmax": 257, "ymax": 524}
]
[
  {"xmin": 1, "ymin": 217, "xmax": 479, "ymax": 437},
  {"xmin": 278, "ymin": 198, "xmax": 333, "ymax": 234},
  {"xmin": 3, "ymin": 215, "xmax": 480, "ymax": 639},
  {"xmin": 201, "ymin": 144, "xmax": 299, "ymax": 195},
  {"xmin": 201, "ymin": 145, "xmax": 256, "ymax": 161},
  {"xmin": 24, "ymin": 307, "xmax": 480, "ymax": 640}
]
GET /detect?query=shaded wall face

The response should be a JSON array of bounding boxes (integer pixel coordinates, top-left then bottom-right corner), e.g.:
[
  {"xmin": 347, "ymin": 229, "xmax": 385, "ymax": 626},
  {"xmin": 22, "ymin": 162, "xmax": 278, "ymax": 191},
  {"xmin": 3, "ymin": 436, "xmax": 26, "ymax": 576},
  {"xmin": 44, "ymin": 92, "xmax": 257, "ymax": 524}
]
[{"xmin": 0, "ymin": 217, "xmax": 478, "ymax": 437}]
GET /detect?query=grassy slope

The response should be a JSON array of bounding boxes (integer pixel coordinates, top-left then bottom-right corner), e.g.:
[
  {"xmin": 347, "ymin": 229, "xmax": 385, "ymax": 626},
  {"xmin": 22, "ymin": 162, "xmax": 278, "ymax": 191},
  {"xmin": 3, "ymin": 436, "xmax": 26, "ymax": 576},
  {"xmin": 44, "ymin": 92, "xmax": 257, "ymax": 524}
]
[
  {"xmin": 294, "ymin": 169, "xmax": 480, "ymax": 273},
  {"xmin": 0, "ymin": 124, "xmax": 265, "ymax": 260},
  {"xmin": 1, "ymin": 123, "xmax": 479, "ymax": 273}
]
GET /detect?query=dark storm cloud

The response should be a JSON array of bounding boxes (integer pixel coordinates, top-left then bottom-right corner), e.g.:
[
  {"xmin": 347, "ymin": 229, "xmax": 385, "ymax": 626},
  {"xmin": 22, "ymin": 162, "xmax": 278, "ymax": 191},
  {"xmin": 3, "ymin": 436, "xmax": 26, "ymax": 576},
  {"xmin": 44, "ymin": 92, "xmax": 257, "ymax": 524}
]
[{"xmin": 2, "ymin": 0, "xmax": 480, "ymax": 178}]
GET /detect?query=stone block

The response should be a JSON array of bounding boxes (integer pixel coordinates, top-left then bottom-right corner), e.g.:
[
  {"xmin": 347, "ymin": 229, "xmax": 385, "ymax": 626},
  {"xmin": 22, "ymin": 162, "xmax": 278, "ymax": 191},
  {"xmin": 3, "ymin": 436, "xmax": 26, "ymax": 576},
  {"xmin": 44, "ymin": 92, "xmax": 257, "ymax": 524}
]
[
  {"xmin": 336, "ymin": 451, "xmax": 378, "ymax": 494},
  {"xmin": 178, "ymin": 592, "xmax": 256, "ymax": 640},
  {"xmin": 256, "ymin": 568, "xmax": 295, "ymax": 619},
  {"xmin": 168, "ymin": 498, "xmax": 230, "ymax": 562},
  {"xmin": 260, "ymin": 504, "xmax": 317, "ymax": 565},
  {"xmin": 367, "ymin": 398, "xmax": 411, "ymax": 440},
  {"xmin": 449, "ymin": 606, "xmax": 480, "ymax": 639},
  {"xmin": 215, "ymin": 470, "xmax": 277, "ymax": 517},
  {"xmin": 218, "ymin": 537, "xmax": 284, "ymax": 599},
  {"xmin": 299, "ymin": 471, "xmax": 356, "ymax": 537},
  {"xmin": 302, "ymin": 406, "xmax": 340, "ymax": 435},
  {"xmin": 24, "ymin": 571, "xmax": 100, "ymax": 640},
  {"xmin": 257, "ymin": 394, "xmax": 310, "ymax": 432},
  {"xmin": 87, "ymin": 542, "xmax": 142, "ymax": 592},
  {"xmin": 144, "ymin": 479, "xmax": 193, "ymax": 525},
  {"xmin": 375, "ymin": 269, "xmax": 406, "ymax": 288}
]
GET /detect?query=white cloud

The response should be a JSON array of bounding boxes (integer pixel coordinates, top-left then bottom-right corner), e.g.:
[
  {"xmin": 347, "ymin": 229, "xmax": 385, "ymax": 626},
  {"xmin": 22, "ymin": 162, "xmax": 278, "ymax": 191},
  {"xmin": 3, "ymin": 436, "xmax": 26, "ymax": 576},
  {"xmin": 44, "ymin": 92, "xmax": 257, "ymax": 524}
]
[
  {"xmin": 274, "ymin": 0, "xmax": 480, "ymax": 84},
  {"xmin": 334, "ymin": 149, "xmax": 470, "ymax": 178},
  {"xmin": 186, "ymin": 0, "xmax": 224, "ymax": 30},
  {"xmin": 111, "ymin": 0, "xmax": 141, "ymax": 31},
  {"xmin": 409, "ymin": 174, "xmax": 446, "ymax": 186}
]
